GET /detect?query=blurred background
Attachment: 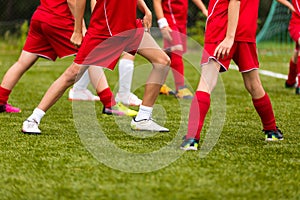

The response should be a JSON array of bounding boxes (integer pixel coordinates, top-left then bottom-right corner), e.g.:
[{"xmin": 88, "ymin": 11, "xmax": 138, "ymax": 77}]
[{"xmin": 0, "ymin": 0, "xmax": 292, "ymax": 43}]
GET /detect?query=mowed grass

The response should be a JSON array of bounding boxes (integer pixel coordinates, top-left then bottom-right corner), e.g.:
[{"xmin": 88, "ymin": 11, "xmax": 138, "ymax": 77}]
[{"xmin": 0, "ymin": 40, "xmax": 299, "ymax": 200}]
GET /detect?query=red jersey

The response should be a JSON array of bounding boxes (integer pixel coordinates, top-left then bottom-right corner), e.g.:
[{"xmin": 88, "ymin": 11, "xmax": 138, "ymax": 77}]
[
  {"xmin": 161, "ymin": 0, "xmax": 188, "ymax": 25},
  {"xmin": 31, "ymin": 0, "xmax": 74, "ymax": 28},
  {"xmin": 205, "ymin": 0, "xmax": 258, "ymax": 43},
  {"xmin": 289, "ymin": 0, "xmax": 300, "ymax": 25},
  {"xmin": 87, "ymin": 0, "xmax": 138, "ymax": 37}
]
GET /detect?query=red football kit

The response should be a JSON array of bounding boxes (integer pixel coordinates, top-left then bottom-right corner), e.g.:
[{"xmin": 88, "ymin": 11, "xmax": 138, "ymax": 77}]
[
  {"xmin": 74, "ymin": 0, "xmax": 144, "ymax": 70},
  {"xmin": 159, "ymin": 0, "xmax": 190, "ymax": 89},
  {"xmin": 288, "ymin": 0, "xmax": 300, "ymax": 44},
  {"xmin": 161, "ymin": 0, "xmax": 188, "ymax": 51},
  {"xmin": 203, "ymin": 0, "xmax": 259, "ymax": 72},
  {"xmin": 185, "ymin": 0, "xmax": 277, "ymax": 142},
  {"xmin": 288, "ymin": 0, "xmax": 300, "ymax": 87},
  {"xmin": 23, "ymin": 0, "xmax": 77, "ymax": 61}
]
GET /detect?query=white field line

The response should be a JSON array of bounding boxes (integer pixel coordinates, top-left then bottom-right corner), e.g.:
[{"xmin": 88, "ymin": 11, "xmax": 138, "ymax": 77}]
[{"xmin": 229, "ymin": 64, "xmax": 288, "ymax": 80}]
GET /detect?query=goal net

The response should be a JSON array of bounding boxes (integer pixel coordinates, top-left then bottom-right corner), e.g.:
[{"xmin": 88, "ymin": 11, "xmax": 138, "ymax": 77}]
[{"xmin": 257, "ymin": 0, "xmax": 292, "ymax": 43}]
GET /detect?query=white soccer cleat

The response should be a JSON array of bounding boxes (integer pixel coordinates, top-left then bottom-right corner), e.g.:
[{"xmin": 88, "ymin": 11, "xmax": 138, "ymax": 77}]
[
  {"xmin": 22, "ymin": 119, "xmax": 41, "ymax": 134},
  {"xmin": 115, "ymin": 92, "xmax": 142, "ymax": 106},
  {"xmin": 131, "ymin": 117, "xmax": 169, "ymax": 132},
  {"xmin": 68, "ymin": 88, "xmax": 100, "ymax": 101}
]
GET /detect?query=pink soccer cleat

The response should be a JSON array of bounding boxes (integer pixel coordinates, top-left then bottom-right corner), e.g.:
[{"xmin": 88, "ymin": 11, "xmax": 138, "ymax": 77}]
[{"xmin": 0, "ymin": 104, "xmax": 21, "ymax": 113}]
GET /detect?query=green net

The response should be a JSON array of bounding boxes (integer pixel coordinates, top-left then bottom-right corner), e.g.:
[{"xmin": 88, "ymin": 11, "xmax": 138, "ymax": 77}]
[{"xmin": 257, "ymin": 0, "xmax": 292, "ymax": 43}]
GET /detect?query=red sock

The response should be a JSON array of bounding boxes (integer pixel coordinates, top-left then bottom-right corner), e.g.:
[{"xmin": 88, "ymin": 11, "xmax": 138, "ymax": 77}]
[
  {"xmin": 297, "ymin": 56, "xmax": 300, "ymax": 87},
  {"xmin": 97, "ymin": 88, "xmax": 116, "ymax": 108},
  {"xmin": 170, "ymin": 52, "xmax": 184, "ymax": 90},
  {"xmin": 0, "ymin": 86, "xmax": 11, "ymax": 105},
  {"xmin": 252, "ymin": 93, "xmax": 276, "ymax": 131},
  {"xmin": 186, "ymin": 91, "xmax": 210, "ymax": 140},
  {"xmin": 286, "ymin": 59, "xmax": 297, "ymax": 86}
]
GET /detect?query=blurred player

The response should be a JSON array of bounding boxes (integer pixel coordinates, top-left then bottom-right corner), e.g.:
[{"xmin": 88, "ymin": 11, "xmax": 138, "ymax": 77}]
[
  {"xmin": 0, "ymin": 0, "xmax": 137, "ymax": 116},
  {"xmin": 68, "ymin": 70, "xmax": 100, "ymax": 101},
  {"xmin": 276, "ymin": 0, "xmax": 300, "ymax": 94},
  {"xmin": 22, "ymin": 0, "xmax": 170, "ymax": 134},
  {"xmin": 153, "ymin": 0, "xmax": 208, "ymax": 99},
  {"xmin": 180, "ymin": 0, "xmax": 283, "ymax": 150},
  {"xmin": 115, "ymin": 52, "xmax": 142, "ymax": 106}
]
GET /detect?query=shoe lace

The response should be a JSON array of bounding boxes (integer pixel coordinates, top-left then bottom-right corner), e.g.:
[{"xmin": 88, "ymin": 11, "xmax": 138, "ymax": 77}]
[{"xmin": 26, "ymin": 119, "xmax": 39, "ymax": 128}]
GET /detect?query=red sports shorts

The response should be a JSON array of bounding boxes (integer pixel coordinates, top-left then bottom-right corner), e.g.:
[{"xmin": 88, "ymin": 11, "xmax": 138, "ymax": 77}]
[
  {"xmin": 23, "ymin": 20, "xmax": 77, "ymax": 61},
  {"xmin": 288, "ymin": 25, "xmax": 300, "ymax": 49},
  {"xmin": 201, "ymin": 42, "xmax": 259, "ymax": 72},
  {"xmin": 74, "ymin": 20, "xmax": 144, "ymax": 70}
]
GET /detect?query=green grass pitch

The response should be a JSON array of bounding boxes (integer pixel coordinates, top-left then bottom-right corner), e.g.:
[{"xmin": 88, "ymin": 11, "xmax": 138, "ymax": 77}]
[{"xmin": 0, "ymin": 40, "xmax": 299, "ymax": 200}]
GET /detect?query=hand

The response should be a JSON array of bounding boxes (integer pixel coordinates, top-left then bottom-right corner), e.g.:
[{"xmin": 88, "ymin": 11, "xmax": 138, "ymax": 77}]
[
  {"xmin": 214, "ymin": 37, "xmax": 234, "ymax": 59},
  {"xmin": 202, "ymin": 9, "xmax": 208, "ymax": 17},
  {"xmin": 70, "ymin": 32, "xmax": 83, "ymax": 48},
  {"xmin": 160, "ymin": 26, "xmax": 172, "ymax": 41},
  {"xmin": 143, "ymin": 11, "xmax": 152, "ymax": 32}
]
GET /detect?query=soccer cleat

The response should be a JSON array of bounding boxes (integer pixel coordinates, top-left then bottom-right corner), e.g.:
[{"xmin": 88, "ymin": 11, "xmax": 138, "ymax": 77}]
[
  {"xmin": 22, "ymin": 119, "xmax": 41, "ymax": 134},
  {"xmin": 264, "ymin": 128, "xmax": 283, "ymax": 141},
  {"xmin": 160, "ymin": 84, "xmax": 175, "ymax": 96},
  {"xmin": 115, "ymin": 92, "xmax": 142, "ymax": 106},
  {"xmin": 285, "ymin": 81, "xmax": 296, "ymax": 88},
  {"xmin": 0, "ymin": 104, "xmax": 21, "ymax": 113},
  {"xmin": 102, "ymin": 102, "xmax": 137, "ymax": 117},
  {"xmin": 296, "ymin": 87, "xmax": 300, "ymax": 95},
  {"xmin": 176, "ymin": 86, "xmax": 193, "ymax": 99},
  {"xmin": 180, "ymin": 137, "xmax": 199, "ymax": 151},
  {"xmin": 131, "ymin": 117, "xmax": 169, "ymax": 132},
  {"xmin": 68, "ymin": 88, "xmax": 100, "ymax": 101}
]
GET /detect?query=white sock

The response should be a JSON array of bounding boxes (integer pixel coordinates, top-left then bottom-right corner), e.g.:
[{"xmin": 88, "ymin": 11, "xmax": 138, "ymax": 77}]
[
  {"xmin": 73, "ymin": 70, "xmax": 90, "ymax": 91},
  {"xmin": 118, "ymin": 58, "xmax": 134, "ymax": 94},
  {"xmin": 135, "ymin": 105, "xmax": 153, "ymax": 121},
  {"xmin": 27, "ymin": 108, "xmax": 45, "ymax": 124}
]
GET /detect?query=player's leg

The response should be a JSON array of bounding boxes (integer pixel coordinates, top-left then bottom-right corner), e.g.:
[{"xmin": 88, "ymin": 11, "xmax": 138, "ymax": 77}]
[
  {"xmin": 22, "ymin": 63, "xmax": 86, "ymax": 134},
  {"xmin": 68, "ymin": 70, "xmax": 100, "ymax": 101},
  {"xmin": 131, "ymin": 32, "xmax": 170, "ymax": 132},
  {"xmin": 242, "ymin": 70, "xmax": 283, "ymax": 141},
  {"xmin": 169, "ymin": 25, "xmax": 193, "ymax": 99},
  {"xmin": 170, "ymin": 51, "xmax": 193, "ymax": 99},
  {"xmin": 88, "ymin": 66, "xmax": 137, "ymax": 117},
  {"xmin": 0, "ymin": 51, "xmax": 39, "ymax": 113},
  {"xmin": 181, "ymin": 60, "xmax": 220, "ymax": 150},
  {"xmin": 296, "ymin": 42, "xmax": 300, "ymax": 94},
  {"xmin": 285, "ymin": 48, "xmax": 297, "ymax": 88},
  {"xmin": 116, "ymin": 53, "xmax": 142, "ymax": 106}
]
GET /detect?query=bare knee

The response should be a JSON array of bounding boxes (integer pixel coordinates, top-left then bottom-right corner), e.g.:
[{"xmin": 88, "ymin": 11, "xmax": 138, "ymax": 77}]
[
  {"xmin": 154, "ymin": 53, "xmax": 171, "ymax": 67},
  {"xmin": 244, "ymin": 81, "xmax": 265, "ymax": 98},
  {"xmin": 62, "ymin": 64, "xmax": 82, "ymax": 85}
]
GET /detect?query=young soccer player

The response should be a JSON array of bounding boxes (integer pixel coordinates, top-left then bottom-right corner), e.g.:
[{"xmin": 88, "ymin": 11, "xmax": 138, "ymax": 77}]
[
  {"xmin": 22, "ymin": 0, "xmax": 170, "ymax": 134},
  {"xmin": 276, "ymin": 0, "xmax": 300, "ymax": 94},
  {"xmin": 0, "ymin": 0, "xmax": 136, "ymax": 116},
  {"xmin": 153, "ymin": 0, "xmax": 208, "ymax": 99},
  {"xmin": 180, "ymin": 0, "xmax": 283, "ymax": 150}
]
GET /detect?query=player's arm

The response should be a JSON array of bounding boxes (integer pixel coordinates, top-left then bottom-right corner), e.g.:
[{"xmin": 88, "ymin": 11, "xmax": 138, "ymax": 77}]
[
  {"xmin": 276, "ymin": 0, "xmax": 295, "ymax": 12},
  {"xmin": 67, "ymin": 0, "xmax": 87, "ymax": 36},
  {"xmin": 70, "ymin": 0, "xmax": 87, "ymax": 47},
  {"xmin": 90, "ymin": 0, "xmax": 96, "ymax": 12},
  {"xmin": 214, "ymin": 0, "xmax": 240, "ymax": 59},
  {"xmin": 153, "ymin": 0, "xmax": 172, "ymax": 41},
  {"xmin": 137, "ymin": 0, "xmax": 152, "ymax": 31},
  {"xmin": 191, "ymin": 0, "xmax": 208, "ymax": 17}
]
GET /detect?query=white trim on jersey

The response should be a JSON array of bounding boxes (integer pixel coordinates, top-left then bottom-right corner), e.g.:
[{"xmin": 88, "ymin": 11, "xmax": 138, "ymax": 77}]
[
  {"xmin": 296, "ymin": 0, "xmax": 300, "ymax": 13},
  {"xmin": 104, "ymin": 0, "xmax": 113, "ymax": 36},
  {"xmin": 167, "ymin": 0, "xmax": 177, "ymax": 25},
  {"xmin": 205, "ymin": 0, "xmax": 221, "ymax": 30}
]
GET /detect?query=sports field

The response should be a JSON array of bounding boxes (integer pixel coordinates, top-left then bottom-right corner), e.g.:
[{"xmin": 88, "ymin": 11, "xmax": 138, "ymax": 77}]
[{"xmin": 0, "ymin": 40, "xmax": 299, "ymax": 199}]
